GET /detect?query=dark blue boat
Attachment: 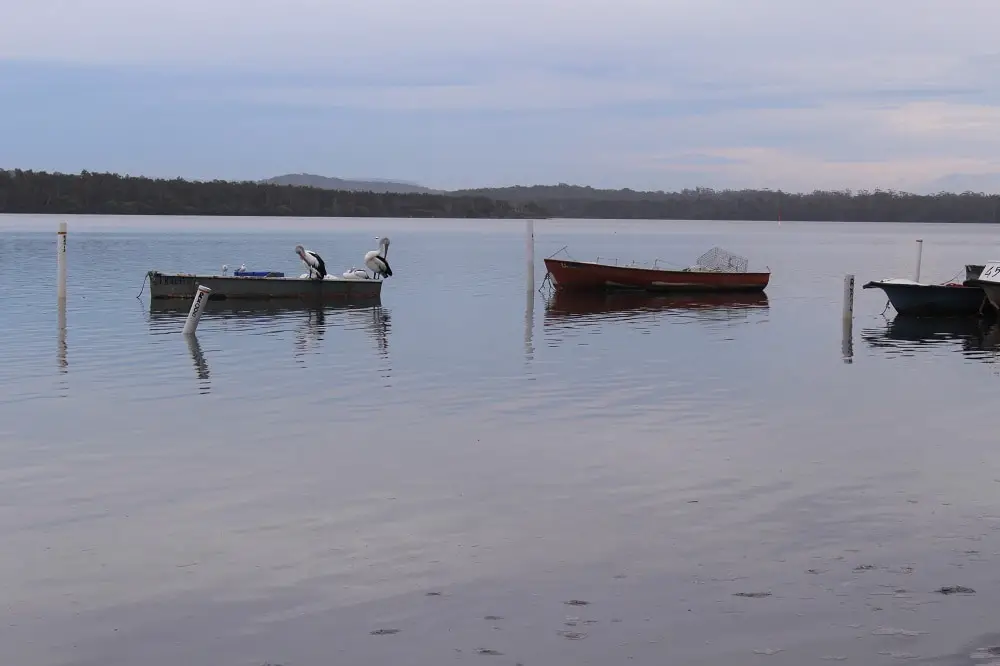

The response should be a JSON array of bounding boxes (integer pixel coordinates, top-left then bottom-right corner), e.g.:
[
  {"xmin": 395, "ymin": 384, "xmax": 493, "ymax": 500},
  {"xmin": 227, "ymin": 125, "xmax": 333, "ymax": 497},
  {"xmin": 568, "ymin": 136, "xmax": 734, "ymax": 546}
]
[{"xmin": 862, "ymin": 278, "xmax": 991, "ymax": 316}]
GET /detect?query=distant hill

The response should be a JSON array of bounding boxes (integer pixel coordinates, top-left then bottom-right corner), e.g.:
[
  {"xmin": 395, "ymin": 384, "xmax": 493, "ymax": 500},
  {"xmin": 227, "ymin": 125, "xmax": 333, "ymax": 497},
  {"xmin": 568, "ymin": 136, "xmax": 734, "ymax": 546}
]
[
  {"xmin": 922, "ymin": 172, "xmax": 1000, "ymax": 195},
  {"xmin": 451, "ymin": 183, "xmax": 678, "ymax": 202},
  {"xmin": 262, "ymin": 173, "xmax": 440, "ymax": 194}
]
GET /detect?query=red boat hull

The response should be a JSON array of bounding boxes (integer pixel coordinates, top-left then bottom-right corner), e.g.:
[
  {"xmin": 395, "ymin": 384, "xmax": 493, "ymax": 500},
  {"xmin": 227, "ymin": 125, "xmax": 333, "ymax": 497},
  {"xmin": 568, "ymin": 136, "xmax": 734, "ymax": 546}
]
[{"xmin": 543, "ymin": 258, "xmax": 770, "ymax": 293}]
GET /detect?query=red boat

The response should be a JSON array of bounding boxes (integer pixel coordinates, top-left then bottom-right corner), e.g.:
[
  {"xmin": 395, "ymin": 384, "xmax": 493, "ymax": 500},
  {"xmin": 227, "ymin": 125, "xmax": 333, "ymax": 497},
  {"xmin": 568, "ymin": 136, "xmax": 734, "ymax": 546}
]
[{"xmin": 543, "ymin": 257, "xmax": 771, "ymax": 293}]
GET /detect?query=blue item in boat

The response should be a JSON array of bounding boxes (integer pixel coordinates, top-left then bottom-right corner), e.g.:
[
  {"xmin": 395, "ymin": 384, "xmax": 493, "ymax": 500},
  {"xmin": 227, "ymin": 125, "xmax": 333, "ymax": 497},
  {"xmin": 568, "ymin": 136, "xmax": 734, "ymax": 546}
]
[{"xmin": 234, "ymin": 270, "xmax": 285, "ymax": 277}]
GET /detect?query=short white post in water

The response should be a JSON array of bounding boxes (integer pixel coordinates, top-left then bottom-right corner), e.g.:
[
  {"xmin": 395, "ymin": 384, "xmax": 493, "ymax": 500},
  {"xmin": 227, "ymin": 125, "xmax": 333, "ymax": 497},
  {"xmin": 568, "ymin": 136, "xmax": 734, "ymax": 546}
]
[
  {"xmin": 842, "ymin": 274, "xmax": 854, "ymax": 320},
  {"xmin": 182, "ymin": 285, "xmax": 212, "ymax": 335},
  {"xmin": 914, "ymin": 239, "xmax": 923, "ymax": 282},
  {"xmin": 57, "ymin": 222, "xmax": 67, "ymax": 300}
]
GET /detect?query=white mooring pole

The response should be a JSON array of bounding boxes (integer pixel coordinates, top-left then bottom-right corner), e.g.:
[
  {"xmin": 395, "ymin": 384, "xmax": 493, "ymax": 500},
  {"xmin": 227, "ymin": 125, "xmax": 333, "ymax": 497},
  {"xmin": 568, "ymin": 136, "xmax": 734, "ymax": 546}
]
[
  {"xmin": 182, "ymin": 285, "xmax": 212, "ymax": 335},
  {"xmin": 842, "ymin": 274, "xmax": 854, "ymax": 320},
  {"xmin": 524, "ymin": 219, "xmax": 536, "ymax": 360},
  {"xmin": 914, "ymin": 239, "xmax": 923, "ymax": 282},
  {"xmin": 57, "ymin": 222, "xmax": 67, "ymax": 300}
]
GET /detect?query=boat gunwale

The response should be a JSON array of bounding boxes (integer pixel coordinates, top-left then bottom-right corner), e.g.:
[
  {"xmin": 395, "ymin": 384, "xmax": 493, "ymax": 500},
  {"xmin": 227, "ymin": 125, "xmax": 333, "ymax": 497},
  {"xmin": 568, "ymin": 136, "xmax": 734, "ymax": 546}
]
[
  {"xmin": 542, "ymin": 257, "xmax": 771, "ymax": 277},
  {"xmin": 863, "ymin": 280, "xmax": 983, "ymax": 291},
  {"xmin": 147, "ymin": 270, "xmax": 380, "ymax": 284}
]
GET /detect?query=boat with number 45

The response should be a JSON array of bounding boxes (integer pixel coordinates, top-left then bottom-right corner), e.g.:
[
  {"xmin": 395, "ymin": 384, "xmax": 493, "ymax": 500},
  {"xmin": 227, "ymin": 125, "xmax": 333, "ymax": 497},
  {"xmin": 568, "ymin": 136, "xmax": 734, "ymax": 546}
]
[
  {"xmin": 542, "ymin": 246, "xmax": 771, "ymax": 294},
  {"xmin": 966, "ymin": 261, "xmax": 1000, "ymax": 312}
]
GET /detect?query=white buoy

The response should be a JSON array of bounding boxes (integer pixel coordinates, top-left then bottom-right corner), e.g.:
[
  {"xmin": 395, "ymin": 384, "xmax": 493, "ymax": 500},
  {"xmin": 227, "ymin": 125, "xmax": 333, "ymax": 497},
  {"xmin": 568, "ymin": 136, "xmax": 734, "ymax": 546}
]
[
  {"xmin": 842, "ymin": 274, "xmax": 854, "ymax": 320},
  {"xmin": 914, "ymin": 239, "xmax": 923, "ymax": 282},
  {"xmin": 182, "ymin": 285, "xmax": 212, "ymax": 335},
  {"xmin": 57, "ymin": 222, "xmax": 67, "ymax": 300}
]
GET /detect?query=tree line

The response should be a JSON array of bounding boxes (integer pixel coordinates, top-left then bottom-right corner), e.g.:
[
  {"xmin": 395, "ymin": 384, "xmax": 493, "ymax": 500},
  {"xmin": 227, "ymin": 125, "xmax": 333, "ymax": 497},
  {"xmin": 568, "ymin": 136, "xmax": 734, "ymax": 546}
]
[
  {"xmin": 0, "ymin": 170, "xmax": 545, "ymax": 218},
  {"xmin": 454, "ymin": 184, "xmax": 1000, "ymax": 223},
  {"xmin": 3, "ymin": 170, "xmax": 1000, "ymax": 222}
]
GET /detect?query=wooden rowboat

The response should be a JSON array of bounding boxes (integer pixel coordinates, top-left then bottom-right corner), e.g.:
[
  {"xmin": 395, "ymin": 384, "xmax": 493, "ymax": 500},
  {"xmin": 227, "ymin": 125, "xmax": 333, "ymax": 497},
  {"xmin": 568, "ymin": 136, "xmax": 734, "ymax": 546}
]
[{"xmin": 542, "ymin": 258, "xmax": 770, "ymax": 293}]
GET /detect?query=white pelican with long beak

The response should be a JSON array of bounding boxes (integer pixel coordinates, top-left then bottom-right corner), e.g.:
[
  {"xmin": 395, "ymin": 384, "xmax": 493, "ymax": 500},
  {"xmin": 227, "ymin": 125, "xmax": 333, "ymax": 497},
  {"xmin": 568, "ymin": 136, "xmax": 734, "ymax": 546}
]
[
  {"xmin": 295, "ymin": 245, "xmax": 327, "ymax": 280},
  {"xmin": 364, "ymin": 236, "xmax": 392, "ymax": 280}
]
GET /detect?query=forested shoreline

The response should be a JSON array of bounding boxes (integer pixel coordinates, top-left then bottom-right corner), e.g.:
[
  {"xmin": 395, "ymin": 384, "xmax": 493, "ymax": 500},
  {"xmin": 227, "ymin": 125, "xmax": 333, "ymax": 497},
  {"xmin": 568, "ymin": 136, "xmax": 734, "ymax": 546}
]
[
  {"xmin": 3, "ymin": 170, "xmax": 1000, "ymax": 223},
  {"xmin": 0, "ymin": 170, "xmax": 544, "ymax": 218},
  {"xmin": 455, "ymin": 184, "xmax": 1000, "ymax": 223}
]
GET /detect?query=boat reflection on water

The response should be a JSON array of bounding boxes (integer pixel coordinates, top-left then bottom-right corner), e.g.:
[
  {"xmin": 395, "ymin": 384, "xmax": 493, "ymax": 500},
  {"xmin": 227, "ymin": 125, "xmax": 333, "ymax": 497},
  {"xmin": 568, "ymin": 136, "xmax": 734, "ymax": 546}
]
[
  {"xmin": 544, "ymin": 289, "xmax": 770, "ymax": 330},
  {"xmin": 861, "ymin": 314, "xmax": 1000, "ymax": 360},
  {"xmin": 148, "ymin": 299, "xmax": 391, "ymax": 385},
  {"xmin": 147, "ymin": 295, "xmax": 382, "ymax": 321}
]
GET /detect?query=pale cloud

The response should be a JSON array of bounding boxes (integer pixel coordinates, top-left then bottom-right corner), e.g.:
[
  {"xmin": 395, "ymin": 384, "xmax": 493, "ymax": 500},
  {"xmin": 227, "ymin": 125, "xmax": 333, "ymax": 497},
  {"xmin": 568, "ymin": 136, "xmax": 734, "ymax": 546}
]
[
  {"xmin": 3, "ymin": 0, "xmax": 1000, "ymax": 191},
  {"xmin": 886, "ymin": 102, "xmax": 1000, "ymax": 137},
  {"xmin": 219, "ymin": 75, "xmax": 679, "ymax": 112}
]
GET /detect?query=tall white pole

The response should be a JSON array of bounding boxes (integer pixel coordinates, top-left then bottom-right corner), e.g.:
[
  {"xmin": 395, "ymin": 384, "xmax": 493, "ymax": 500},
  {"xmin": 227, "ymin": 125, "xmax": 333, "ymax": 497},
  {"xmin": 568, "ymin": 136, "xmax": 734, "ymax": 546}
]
[
  {"xmin": 842, "ymin": 273, "xmax": 854, "ymax": 363},
  {"xmin": 914, "ymin": 239, "xmax": 923, "ymax": 283},
  {"xmin": 525, "ymin": 219, "xmax": 535, "ymax": 360},
  {"xmin": 182, "ymin": 285, "xmax": 212, "ymax": 335},
  {"xmin": 842, "ymin": 274, "xmax": 854, "ymax": 320},
  {"xmin": 57, "ymin": 222, "xmax": 67, "ymax": 300}
]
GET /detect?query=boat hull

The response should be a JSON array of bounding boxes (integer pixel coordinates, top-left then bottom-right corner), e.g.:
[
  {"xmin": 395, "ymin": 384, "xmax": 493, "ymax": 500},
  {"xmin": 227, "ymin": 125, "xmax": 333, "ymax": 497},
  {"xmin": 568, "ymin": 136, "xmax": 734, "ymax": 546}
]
[
  {"xmin": 970, "ymin": 281, "xmax": 1000, "ymax": 313},
  {"xmin": 148, "ymin": 271, "xmax": 382, "ymax": 304},
  {"xmin": 543, "ymin": 258, "xmax": 770, "ymax": 293},
  {"xmin": 862, "ymin": 280, "xmax": 989, "ymax": 316}
]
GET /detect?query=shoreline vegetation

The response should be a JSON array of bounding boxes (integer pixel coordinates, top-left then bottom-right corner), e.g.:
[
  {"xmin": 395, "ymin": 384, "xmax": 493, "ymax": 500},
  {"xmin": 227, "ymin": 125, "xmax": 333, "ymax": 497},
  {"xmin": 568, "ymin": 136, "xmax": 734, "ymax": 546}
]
[{"xmin": 2, "ymin": 169, "xmax": 1000, "ymax": 223}]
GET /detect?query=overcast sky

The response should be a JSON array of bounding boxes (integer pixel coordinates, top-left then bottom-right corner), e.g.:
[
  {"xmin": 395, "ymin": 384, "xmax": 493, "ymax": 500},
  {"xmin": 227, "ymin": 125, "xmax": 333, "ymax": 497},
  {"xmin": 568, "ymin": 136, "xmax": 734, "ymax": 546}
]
[{"xmin": 3, "ymin": 0, "xmax": 1000, "ymax": 192}]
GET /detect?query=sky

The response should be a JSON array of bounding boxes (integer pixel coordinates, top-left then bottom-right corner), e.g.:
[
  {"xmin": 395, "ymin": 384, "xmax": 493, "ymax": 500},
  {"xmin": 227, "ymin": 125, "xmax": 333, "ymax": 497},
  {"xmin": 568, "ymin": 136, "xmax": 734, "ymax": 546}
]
[{"xmin": 2, "ymin": 0, "xmax": 1000, "ymax": 193}]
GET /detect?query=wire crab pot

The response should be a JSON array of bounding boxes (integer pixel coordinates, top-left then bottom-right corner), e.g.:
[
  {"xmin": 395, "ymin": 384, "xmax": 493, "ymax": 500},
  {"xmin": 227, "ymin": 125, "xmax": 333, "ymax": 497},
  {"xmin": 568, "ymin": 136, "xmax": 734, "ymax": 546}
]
[{"xmin": 693, "ymin": 247, "xmax": 749, "ymax": 273}]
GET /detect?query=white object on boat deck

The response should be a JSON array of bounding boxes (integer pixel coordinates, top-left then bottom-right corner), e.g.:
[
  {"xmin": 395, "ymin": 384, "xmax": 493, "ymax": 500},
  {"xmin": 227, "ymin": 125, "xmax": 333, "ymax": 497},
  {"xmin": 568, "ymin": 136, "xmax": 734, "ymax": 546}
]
[
  {"xmin": 342, "ymin": 268, "xmax": 370, "ymax": 279},
  {"xmin": 57, "ymin": 221, "xmax": 67, "ymax": 300},
  {"xmin": 182, "ymin": 285, "xmax": 212, "ymax": 335},
  {"xmin": 914, "ymin": 239, "xmax": 923, "ymax": 282},
  {"xmin": 842, "ymin": 274, "xmax": 854, "ymax": 321}
]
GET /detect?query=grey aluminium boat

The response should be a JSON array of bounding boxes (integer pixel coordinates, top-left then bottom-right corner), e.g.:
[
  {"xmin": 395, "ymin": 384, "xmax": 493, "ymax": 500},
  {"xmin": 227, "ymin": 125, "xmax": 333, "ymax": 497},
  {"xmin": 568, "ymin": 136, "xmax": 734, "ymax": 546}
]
[{"xmin": 147, "ymin": 271, "xmax": 382, "ymax": 304}]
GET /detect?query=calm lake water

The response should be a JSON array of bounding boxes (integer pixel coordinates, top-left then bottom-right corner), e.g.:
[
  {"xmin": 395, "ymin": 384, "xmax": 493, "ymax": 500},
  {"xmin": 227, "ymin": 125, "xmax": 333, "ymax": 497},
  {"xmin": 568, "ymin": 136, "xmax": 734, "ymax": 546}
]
[{"xmin": 4, "ymin": 214, "xmax": 1000, "ymax": 666}]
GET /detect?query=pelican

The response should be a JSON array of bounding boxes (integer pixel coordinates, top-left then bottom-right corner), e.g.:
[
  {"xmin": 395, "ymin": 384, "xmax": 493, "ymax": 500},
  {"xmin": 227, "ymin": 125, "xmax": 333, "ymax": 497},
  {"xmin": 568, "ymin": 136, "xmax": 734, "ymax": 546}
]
[
  {"xmin": 364, "ymin": 236, "xmax": 392, "ymax": 280},
  {"xmin": 295, "ymin": 245, "xmax": 327, "ymax": 280},
  {"xmin": 342, "ymin": 267, "xmax": 370, "ymax": 279}
]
